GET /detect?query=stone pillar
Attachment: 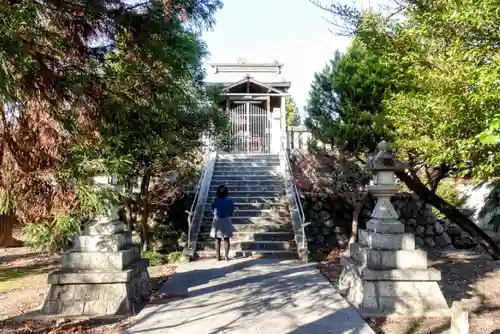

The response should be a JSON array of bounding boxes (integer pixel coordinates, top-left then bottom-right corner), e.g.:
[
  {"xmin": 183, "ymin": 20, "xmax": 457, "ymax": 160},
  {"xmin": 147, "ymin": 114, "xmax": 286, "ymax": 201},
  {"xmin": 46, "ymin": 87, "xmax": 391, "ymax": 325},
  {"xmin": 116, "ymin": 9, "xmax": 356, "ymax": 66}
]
[
  {"xmin": 270, "ymin": 107, "xmax": 281, "ymax": 154},
  {"xmin": 280, "ymin": 96, "xmax": 286, "ymax": 130},
  {"xmin": 338, "ymin": 141, "xmax": 448, "ymax": 315},
  {"xmin": 42, "ymin": 209, "xmax": 150, "ymax": 316}
]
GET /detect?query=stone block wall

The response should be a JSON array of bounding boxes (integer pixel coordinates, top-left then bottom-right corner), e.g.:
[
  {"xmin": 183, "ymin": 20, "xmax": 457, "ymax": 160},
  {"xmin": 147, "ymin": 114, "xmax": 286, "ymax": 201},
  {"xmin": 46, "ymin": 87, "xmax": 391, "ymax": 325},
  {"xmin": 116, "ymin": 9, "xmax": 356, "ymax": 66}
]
[{"xmin": 302, "ymin": 191, "xmax": 477, "ymax": 253}]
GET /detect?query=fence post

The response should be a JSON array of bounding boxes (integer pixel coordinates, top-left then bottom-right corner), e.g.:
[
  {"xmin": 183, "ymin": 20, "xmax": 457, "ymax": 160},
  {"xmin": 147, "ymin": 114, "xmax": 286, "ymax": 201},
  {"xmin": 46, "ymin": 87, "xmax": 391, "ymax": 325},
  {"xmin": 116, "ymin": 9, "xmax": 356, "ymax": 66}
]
[{"xmin": 450, "ymin": 301, "xmax": 469, "ymax": 334}]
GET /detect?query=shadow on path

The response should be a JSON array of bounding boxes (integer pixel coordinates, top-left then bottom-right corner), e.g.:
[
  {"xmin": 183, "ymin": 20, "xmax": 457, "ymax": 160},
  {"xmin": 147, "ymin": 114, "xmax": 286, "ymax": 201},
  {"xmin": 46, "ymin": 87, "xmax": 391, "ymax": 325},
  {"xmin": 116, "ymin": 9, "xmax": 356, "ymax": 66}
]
[{"xmin": 126, "ymin": 258, "xmax": 374, "ymax": 334}]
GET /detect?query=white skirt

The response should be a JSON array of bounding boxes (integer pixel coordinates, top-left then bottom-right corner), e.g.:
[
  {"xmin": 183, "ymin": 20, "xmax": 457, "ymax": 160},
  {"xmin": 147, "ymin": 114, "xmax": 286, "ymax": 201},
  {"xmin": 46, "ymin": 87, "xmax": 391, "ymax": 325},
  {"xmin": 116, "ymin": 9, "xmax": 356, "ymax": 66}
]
[{"xmin": 209, "ymin": 216, "xmax": 235, "ymax": 238}]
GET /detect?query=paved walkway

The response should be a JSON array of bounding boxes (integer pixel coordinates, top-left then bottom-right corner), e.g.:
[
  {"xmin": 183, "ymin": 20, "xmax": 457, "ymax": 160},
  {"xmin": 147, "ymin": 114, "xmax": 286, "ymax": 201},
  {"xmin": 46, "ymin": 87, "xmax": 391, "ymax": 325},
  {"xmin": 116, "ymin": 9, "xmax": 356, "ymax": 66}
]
[{"xmin": 125, "ymin": 258, "xmax": 375, "ymax": 334}]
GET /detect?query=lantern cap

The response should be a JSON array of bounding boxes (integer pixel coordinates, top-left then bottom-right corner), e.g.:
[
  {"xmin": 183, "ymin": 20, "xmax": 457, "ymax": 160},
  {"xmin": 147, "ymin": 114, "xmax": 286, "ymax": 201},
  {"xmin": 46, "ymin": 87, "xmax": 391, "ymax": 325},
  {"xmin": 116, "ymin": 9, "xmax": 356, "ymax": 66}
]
[{"xmin": 366, "ymin": 141, "xmax": 405, "ymax": 172}]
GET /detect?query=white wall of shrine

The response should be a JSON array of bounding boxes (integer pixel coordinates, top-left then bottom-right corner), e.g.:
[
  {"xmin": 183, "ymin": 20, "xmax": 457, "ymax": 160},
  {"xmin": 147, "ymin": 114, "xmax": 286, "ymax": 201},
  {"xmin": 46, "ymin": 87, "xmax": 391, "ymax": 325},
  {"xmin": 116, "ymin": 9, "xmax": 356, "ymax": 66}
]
[
  {"xmin": 207, "ymin": 71, "xmax": 288, "ymax": 84},
  {"xmin": 210, "ymin": 62, "xmax": 291, "ymax": 154}
]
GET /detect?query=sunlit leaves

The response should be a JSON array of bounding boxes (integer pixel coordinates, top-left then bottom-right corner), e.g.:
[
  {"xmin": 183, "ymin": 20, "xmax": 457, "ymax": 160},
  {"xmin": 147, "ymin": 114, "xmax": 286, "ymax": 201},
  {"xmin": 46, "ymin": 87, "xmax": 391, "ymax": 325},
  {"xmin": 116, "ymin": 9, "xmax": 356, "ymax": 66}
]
[{"xmin": 306, "ymin": 40, "xmax": 393, "ymax": 155}]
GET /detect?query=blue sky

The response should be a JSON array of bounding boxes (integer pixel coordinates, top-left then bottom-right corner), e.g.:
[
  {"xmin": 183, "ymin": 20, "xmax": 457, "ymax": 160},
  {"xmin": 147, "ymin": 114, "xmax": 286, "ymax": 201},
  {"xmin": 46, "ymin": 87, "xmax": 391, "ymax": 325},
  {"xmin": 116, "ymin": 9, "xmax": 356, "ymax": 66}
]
[{"xmin": 202, "ymin": 0, "xmax": 357, "ymax": 114}]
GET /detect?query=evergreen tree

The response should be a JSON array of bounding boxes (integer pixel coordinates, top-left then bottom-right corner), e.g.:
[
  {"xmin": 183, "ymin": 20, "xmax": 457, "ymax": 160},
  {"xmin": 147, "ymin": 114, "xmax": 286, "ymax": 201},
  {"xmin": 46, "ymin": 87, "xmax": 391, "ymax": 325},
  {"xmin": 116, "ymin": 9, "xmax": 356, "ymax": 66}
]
[
  {"xmin": 0, "ymin": 0, "xmax": 226, "ymax": 250},
  {"xmin": 308, "ymin": 0, "xmax": 500, "ymax": 258},
  {"xmin": 285, "ymin": 96, "xmax": 301, "ymax": 127}
]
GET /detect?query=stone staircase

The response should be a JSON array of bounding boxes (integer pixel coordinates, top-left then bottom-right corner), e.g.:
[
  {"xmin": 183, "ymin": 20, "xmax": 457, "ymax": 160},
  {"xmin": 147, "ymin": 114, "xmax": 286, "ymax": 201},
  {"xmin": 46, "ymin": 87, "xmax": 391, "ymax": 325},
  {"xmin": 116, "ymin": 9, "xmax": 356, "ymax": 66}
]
[{"xmin": 196, "ymin": 154, "xmax": 298, "ymax": 259}]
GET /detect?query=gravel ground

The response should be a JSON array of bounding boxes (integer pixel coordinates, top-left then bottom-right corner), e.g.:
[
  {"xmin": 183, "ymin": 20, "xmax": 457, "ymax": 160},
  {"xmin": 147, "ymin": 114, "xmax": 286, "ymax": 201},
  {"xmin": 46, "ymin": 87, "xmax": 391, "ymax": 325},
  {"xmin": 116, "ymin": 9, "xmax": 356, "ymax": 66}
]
[
  {"xmin": 318, "ymin": 245, "xmax": 500, "ymax": 334},
  {"xmin": 0, "ymin": 246, "xmax": 176, "ymax": 334}
]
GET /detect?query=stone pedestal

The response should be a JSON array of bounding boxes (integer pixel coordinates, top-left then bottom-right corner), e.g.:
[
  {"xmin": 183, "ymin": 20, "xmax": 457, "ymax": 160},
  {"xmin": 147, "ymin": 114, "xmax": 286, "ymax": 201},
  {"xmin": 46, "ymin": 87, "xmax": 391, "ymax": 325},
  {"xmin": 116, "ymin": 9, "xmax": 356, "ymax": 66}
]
[
  {"xmin": 339, "ymin": 141, "xmax": 448, "ymax": 315},
  {"xmin": 42, "ymin": 212, "xmax": 150, "ymax": 316}
]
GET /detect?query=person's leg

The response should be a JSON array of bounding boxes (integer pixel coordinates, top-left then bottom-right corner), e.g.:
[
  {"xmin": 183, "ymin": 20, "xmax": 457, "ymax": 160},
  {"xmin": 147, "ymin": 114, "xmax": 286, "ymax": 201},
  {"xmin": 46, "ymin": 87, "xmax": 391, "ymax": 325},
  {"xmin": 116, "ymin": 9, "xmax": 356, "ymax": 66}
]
[
  {"xmin": 215, "ymin": 238, "xmax": 222, "ymax": 260},
  {"xmin": 223, "ymin": 237, "xmax": 230, "ymax": 260}
]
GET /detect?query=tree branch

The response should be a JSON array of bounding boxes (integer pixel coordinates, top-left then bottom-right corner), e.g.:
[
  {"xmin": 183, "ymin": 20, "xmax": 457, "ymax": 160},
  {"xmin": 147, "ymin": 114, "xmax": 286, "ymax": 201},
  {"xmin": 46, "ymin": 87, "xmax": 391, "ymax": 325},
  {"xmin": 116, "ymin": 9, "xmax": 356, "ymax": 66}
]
[{"xmin": 396, "ymin": 169, "xmax": 500, "ymax": 260}]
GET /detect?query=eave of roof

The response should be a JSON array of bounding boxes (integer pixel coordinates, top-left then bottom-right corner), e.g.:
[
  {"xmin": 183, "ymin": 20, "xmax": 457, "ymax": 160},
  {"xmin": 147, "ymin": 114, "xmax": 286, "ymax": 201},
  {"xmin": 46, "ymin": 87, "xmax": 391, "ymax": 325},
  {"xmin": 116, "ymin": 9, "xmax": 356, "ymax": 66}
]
[{"xmin": 206, "ymin": 81, "xmax": 292, "ymax": 89}]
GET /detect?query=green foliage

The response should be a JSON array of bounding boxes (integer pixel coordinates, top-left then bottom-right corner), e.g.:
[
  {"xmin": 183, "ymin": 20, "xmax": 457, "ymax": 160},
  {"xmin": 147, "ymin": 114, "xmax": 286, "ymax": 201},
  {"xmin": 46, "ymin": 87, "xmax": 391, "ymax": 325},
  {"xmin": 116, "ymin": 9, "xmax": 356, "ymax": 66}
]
[
  {"xmin": 285, "ymin": 96, "xmax": 301, "ymax": 127},
  {"xmin": 142, "ymin": 250, "xmax": 188, "ymax": 266},
  {"xmin": 100, "ymin": 2, "xmax": 228, "ymax": 250},
  {"xmin": 74, "ymin": 183, "xmax": 120, "ymax": 218},
  {"xmin": 0, "ymin": 189, "xmax": 16, "ymax": 215},
  {"xmin": 434, "ymin": 181, "xmax": 470, "ymax": 218},
  {"xmin": 102, "ymin": 1, "xmax": 226, "ymax": 175},
  {"xmin": 167, "ymin": 251, "xmax": 189, "ymax": 264},
  {"xmin": 213, "ymin": 125, "xmax": 234, "ymax": 153},
  {"xmin": 22, "ymin": 216, "xmax": 82, "ymax": 252},
  {"xmin": 435, "ymin": 181, "xmax": 465, "ymax": 209},
  {"xmin": 477, "ymin": 114, "xmax": 500, "ymax": 151},
  {"xmin": 305, "ymin": 41, "xmax": 393, "ymax": 156},
  {"xmin": 362, "ymin": 2, "xmax": 498, "ymax": 178},
  {"xmin": 142, "ymin": 251, "xmax": 169, "ymax": 266},
  {"xmin": 309, "ymin": 0, "xmax": 499, "ymax": 178},
  {"xmin": 308, "ymin": 0, "xmax": 500, "ymax": 258},
  {"xmin": 0, "ymin": 0, "xmax": 226, "ymax": 251}
]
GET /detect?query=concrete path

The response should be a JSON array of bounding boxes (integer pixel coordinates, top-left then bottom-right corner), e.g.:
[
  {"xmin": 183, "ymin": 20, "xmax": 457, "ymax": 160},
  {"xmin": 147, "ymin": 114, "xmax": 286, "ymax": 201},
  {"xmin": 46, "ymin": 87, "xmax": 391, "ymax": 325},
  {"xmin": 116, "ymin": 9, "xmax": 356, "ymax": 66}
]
[{"xmin": 125, "ymin": 258, "xmax": 375, "ymax": 334}]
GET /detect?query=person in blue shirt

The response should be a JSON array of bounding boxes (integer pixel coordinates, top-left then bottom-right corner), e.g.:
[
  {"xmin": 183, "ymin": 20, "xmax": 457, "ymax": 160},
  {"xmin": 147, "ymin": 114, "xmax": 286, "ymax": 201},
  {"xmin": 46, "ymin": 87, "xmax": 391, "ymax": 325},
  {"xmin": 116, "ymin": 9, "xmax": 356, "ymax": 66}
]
[{"xmin": 210, "ymin": 185, "xmax": 235, "ymax": 261}]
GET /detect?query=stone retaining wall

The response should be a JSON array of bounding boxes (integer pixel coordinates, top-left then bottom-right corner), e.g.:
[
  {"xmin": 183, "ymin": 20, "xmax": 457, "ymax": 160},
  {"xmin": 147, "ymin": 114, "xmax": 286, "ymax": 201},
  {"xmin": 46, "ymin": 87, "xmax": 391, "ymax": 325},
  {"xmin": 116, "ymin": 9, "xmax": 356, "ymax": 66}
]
[{"xmin": 303, "ymin": 191, "xmax": 476, "ymax": 252}]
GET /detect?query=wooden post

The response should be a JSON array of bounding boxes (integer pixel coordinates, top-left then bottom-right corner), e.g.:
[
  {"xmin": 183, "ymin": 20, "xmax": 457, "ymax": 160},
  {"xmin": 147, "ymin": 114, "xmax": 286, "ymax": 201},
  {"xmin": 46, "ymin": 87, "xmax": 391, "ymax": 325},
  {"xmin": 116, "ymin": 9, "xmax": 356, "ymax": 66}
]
[{"xmin": 450, "ymin": 301, "xmax": 469, "ymax": 334}]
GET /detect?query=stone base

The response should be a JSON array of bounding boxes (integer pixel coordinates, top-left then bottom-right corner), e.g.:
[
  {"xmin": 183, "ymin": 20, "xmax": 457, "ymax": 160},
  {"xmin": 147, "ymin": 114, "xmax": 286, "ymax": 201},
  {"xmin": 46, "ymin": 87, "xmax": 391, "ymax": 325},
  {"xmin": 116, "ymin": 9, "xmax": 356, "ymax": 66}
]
[
  {"xmin": 349, "ymin": 243, "xmax": 428, "ymax": 270},
  {"xmin": 42, "ymin": 259, "xmax": 150, "ymax": 317},
  {"xmin": 339, "ymin": 258, "xmax": 449, "ymax": 315}
]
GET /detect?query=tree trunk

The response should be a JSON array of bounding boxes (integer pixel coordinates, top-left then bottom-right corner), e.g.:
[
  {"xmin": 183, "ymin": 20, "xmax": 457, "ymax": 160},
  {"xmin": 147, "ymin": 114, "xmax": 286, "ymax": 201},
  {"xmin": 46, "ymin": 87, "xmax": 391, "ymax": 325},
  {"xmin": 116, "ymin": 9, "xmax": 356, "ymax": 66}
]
[
  {"xmin": 395, "ymin": 170, "xmax": 500, "ymax": 260},
  {"xmin": 0, "ymin": 214, "xmax": 22, "ymax": 248},
  {"xmin": 0, "ymin": 214, "xmax": 14, "ymax": 248},
  {"xmin": 139, "ymin": 167, "xmax": 152, "ymax": 252},
  {"xmin": 123, "ymin": 198, "xmax": 135, "ymax": 232},
  {"xmin": 349, "ymin": 193, "xmax": 369, "ymax": 245}
]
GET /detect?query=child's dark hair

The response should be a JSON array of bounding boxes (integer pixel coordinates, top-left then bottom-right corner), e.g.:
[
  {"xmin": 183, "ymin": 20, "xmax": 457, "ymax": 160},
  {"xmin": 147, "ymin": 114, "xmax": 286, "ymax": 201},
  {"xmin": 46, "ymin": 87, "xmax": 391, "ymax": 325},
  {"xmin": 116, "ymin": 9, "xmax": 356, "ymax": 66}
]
[{"xmin": 216, "ymin": 185, "xmax": 229, "ymax": 198}]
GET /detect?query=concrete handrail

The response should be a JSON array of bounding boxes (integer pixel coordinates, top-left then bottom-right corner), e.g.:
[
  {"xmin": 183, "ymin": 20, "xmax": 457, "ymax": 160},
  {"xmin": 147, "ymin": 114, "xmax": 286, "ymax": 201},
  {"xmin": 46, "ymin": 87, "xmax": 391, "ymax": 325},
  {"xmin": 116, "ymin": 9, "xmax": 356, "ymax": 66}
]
[
  {"xmin": 187, "ymin": 139, "xmax": 212, "ymax": 242},
  {"xmin": 284, "ymin": 149, "xmax": 308, "ymax": 231},
  {"xmin": 184, "ymin": 140, "xmax": 217, "ymax": 259},
  {"xmin": 280, "ymin": 134, "xmax": 309, "ymax": 260}
]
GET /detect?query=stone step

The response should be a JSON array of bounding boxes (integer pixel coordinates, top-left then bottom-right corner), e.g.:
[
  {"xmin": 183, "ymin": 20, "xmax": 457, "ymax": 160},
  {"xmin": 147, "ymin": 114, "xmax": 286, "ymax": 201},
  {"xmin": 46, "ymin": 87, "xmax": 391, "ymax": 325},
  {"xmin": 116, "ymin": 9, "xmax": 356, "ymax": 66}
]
[
  {"xmin": 207, "ymin": 190, "xmax": 285, "ymax": 198},
  {"xmin": 214, "ymin": 161, "xmax": 281, "ymax": 168},
  {"xmin": 211, "ymin": 175, "xmax": 282, "ymax": 182},
  {"xmin": 217, "ymin": 154, "xmax": 280, "ymax": 161},
  {"xmin": 197, "ymin": 240, "xmax": 296, "ymax": 251},
  {"xmin": 203, "ymin": 209, "xmax": 288, "ymax": 218},
  {"xmin": 213, "ymin": 165, "xmax": 280, "ymax": 171},
  {"xmin": 199, "ymin": 222, "xmax": 293, "ymax": 233},
  {"xmin": 198, "ymin": 231, "xmax": 295, "ymax": 242},
  {"xmin": 196, "ymin": 249, "xmax": 297, "ymax": 260},
  {"xmin": 349, "ymin": 243, "xmax": 428, "ymax": 270},
  {"xmin": 208, "ymin": 180, "xmax": 284, "ymax": 187},
  {"xmin": 204, "ymin": 202, "xmax": 285, "ymax": 210},
  {"xmin": 205, "ymin": 197, "xmax": 287, "ymax": 205},
  {"xmin": 212, "ymin": 171, "xmax": 282, "ymax": 177},
  {"xmin": 202, "ymin": 216, "xmax": 289, "ymax": 225},
  {"xmin": 216, "ymin": 157, "xmax": 280, "ymax": 164},
  {"xmin": 209, "ymin": 184, "xmax": 284, "ymax": 192}
]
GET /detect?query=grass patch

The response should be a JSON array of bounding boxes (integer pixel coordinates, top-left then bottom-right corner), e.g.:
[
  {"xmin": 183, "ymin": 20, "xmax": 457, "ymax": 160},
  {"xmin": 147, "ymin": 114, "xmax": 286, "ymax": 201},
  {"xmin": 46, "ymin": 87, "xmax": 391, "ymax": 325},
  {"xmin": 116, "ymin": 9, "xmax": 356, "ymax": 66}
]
[
  {"xmin": 0, "ymin": 268, "xmax": 30, "ymax": 282},
  {"xmin": 0, "ymin": 268, "xmax": 47, "ymax": 292},
  {"xmin": 142, "ymin": 251, "xmax": 188, "ymax": 266}
]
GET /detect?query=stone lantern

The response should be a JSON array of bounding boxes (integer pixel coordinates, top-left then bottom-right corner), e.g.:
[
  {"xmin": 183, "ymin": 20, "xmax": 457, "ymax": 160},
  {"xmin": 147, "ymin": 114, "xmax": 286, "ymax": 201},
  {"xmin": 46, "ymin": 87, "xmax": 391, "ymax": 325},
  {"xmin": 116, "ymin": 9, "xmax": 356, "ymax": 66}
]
[
  {"xmin": 338, "ymin": 141, "xmax": 448, "ymax": 316},
  {"xmin": 365, "ymin": 141, "xmax": 406, "ymax": 234},
  {"xmin": 41, "ymin": 177, "xmax": 150, "ymax": 317}
]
